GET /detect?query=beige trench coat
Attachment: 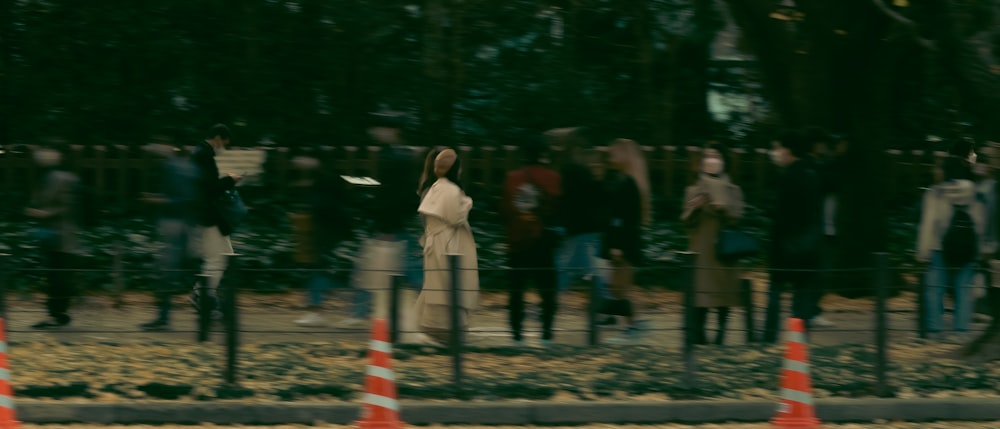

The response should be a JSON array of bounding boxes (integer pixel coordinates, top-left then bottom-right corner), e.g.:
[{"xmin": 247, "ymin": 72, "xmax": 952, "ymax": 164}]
[
  {"xmin": 682, "ymin": 177, "xmax": 745, "ymax": 308},
  {"xmin": 416, "ymin": 179, "xmax": 479, "ymax": 337}
]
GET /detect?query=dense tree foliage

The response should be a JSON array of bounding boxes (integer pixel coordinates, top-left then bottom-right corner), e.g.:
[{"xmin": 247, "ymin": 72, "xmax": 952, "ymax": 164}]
[{"xmin": 0, "ymin": 0, "xmax": 737, "ymax": 147}]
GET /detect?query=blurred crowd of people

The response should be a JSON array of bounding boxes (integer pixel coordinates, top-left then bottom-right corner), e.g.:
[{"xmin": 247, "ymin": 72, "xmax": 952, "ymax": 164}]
[{"xmin": 21, "ymin": 116, "xmax": 997, "ymax": 347}]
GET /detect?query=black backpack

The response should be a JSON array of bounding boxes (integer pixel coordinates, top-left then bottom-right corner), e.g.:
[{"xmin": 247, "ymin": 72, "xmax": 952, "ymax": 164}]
[{"xmin": 941, "ymin": 204, "xmax": 978, "ymax": 268}]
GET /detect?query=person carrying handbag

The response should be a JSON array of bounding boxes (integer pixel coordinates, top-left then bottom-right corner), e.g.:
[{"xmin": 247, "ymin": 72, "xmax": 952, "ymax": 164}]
[
  {"xmin": 187, "ymin": 124, "xmax": 243, "ymax": 319},
  {"xmin": 681, "ymin": 143, "xmax": 747, "ymax": 345}
]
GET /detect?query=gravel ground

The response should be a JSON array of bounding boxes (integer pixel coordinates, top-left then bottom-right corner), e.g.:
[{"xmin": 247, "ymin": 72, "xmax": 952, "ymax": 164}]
[
  {"xmin": 10, "ymin": 338, "xmax": 999, "ymax": 402},
  {"xmin": 17, "ymin": 423, "xmax": 1000, "ymax": 428}
]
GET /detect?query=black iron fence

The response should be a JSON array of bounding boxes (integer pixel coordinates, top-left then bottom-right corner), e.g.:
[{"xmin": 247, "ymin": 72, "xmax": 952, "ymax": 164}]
[{"xmin": 0, "ymin": 250, "xmax": 994, "ymax": 400}]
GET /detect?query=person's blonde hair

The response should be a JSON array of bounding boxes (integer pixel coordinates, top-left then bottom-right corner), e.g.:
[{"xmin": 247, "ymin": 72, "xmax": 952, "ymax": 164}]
[{"xmin": 609, "ymin": 138, "xmax": 652, "ymax": 226}]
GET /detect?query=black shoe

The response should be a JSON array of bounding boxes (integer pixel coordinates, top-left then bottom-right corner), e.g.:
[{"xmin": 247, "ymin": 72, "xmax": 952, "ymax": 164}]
[
  {"xmin": 32, "ymin": 317, "xmax": 69, "ymax": 329},
  {"xmin": 598, "ymin": 316, "xmax": 617, "ymax": 326},
  {"xmin": 189, "ymin": 290, "xmax": 219, "ymax": 313},
  {"xmin": 140, "ymin": 319, "xmax": 170, "ymax": 332}
]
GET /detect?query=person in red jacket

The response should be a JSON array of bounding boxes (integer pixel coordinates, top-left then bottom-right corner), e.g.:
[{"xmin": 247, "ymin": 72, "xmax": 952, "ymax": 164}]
[{"xmin": 501, "ymin": 136, "xmax": 562, "ymax": 346}]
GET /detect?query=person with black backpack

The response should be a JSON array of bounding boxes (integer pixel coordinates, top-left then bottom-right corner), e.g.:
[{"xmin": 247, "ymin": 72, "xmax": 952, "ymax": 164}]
[
  {"xmin": 501, "ymin": 136, "xmax": 562, "ymax": 347},
  {"xmin": 917, "ymin": 156, "xmax": 987, "ymax": 342}
]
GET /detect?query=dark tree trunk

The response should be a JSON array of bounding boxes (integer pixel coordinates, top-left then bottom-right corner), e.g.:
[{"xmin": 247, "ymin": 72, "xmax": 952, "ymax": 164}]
[
  {"xmin": 0, "ymin": 0, "xmax": 13, "ymax": 144},
  {"xmin": 725, "ymin": 0, "xmax": 895, "ymax": 297},
  {"xmin": 722, "ymin": 0, "xmax": 805, "ymax": 127},
  {"xmin": 833, "ymin": 1, "xmax": 895, "ymax": 297},
  {"xmin": 928, "ymin": 0, "xmax": 1000, "ymax": 359},
  {"xmin": 421, "ymin": 0, "xmax": 460, "ymax": 147}
]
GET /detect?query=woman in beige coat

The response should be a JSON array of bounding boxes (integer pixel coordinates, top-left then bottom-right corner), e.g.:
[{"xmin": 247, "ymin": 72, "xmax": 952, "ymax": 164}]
[
  {"xmin": 415, "ymin": 149, "xmax": 480, "ymax": 344},
  {"xmin": 681, "ymin": 143, "xmax": 745, "ymax": 345}
]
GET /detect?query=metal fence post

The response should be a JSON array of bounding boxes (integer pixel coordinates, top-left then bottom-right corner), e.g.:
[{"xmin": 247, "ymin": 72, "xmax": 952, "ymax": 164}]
[
  {"xmin": 917, "ymin": 272, "xmax": 928, "ymax": 339},
  {"xmin": 874, "ymin": 252, "xmax": 890, "ymax": 397},
  {"xmin": 222, "ymin": 253, "xmax": 241, "ymax": 386},
  {"xmin": 741, "ymin": 278, "xmax": 755, "ymax": 343},
  {"xmin": 447, "ymin": 253, "xmax": 463, "ymax": 387},
  {"xmin": 196, "ymin": 274, "xmax": 212, "ymax": 343},
  {"xmin": 390, "ymin": 275, "xmax": 401, "ymax": 344},
  {"xmin": 111, "ymin": 239, "xmax": 125, "ymax": 309},
  {"xmin": 679, "ymin": 251, "xmax": 698, "ymax": 388},
  {"xmin": 587, "ymin": 277, "xmax": 599, "ymax": 347}
]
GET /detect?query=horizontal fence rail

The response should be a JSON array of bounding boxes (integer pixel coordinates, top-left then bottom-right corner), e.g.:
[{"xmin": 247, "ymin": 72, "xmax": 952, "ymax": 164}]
[
  {"xmin": 0, "ymin": 145, "xmax": 948, "ymax": 204},
  {"xmin": 0, "ymin": 250, "xmax": 994, "ymax": 401}
]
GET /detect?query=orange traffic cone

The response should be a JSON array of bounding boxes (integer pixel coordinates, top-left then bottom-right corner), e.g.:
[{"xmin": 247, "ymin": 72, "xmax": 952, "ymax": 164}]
[
  {"xmin": 0, "ymin": 319, "xmax": 19, "ymax": 429},
  {"xmin": 771, "ymin": 318, "xmax": 821, "ymax": 429},
  {"xmin": 355, "ymin": 318, "xmax": 404, "ymax": 429}
]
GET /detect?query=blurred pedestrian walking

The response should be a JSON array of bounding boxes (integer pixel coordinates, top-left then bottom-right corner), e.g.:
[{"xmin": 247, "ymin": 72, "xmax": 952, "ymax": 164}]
[
  {"xmin": 139, "ymin": 136, "xmax": 199, "ymax": 331},
  {"xmin": 26, "ymin": 143, "xmax": 81, "ymax": 329}
]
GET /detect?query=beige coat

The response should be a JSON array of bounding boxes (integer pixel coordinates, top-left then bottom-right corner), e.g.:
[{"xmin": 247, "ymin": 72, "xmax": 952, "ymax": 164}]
[
  {"xmin": 416, "ymin": 178, "xmax": 479, "ymax": 337},
  {"xmin": 682, "ymin": 175, "xmax": 745, "ymax": 308}
]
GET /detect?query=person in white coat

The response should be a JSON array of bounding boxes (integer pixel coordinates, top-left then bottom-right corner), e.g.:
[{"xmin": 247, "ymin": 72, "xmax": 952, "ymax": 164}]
[
  {"xmin": 917, "ymin": 157, "xmax": 987, "ymax": 340},
  {"xmin": 415, "ymin": 149, "xmax": 480, "ymax": 344}
]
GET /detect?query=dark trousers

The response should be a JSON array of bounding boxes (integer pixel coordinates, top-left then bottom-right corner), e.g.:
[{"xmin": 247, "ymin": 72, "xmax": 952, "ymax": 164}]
[
  {"xmin": 44, "ymin": 250, "xmax": 75, "ymax": 323},
  {"xmin": 762, "ymin": 275, "xmax": 822, "ymax": 343},
  {"xmin": 508, "ymin": 249, "xmax": 559, "ymax": 341},
  {"xmin": 693, "ymin": 307, "xmax": 731, "ymax": 345},
  {"xmin": 155, "ymin": 219, "xmax": 194, "ymax": 322},
  {"xmin": 817, "ymin": 235, "xmax": 838, "ymax": 314}
]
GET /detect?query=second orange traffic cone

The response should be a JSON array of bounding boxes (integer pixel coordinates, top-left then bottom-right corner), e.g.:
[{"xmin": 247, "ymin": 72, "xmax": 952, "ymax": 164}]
[
  {"xmin": 355, "ymin": 318, "xmax": 403, "ymax": 429},
  {"xmin": 771, "ymin": 318, "xmax": 821, "ymax": 429},
  {"xmin": 0, "ymin": 318, "xmax": 19, "ymax": 429}
]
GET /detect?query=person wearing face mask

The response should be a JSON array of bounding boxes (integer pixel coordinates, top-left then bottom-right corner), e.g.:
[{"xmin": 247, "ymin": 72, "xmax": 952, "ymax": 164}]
[
  {"xmin": 681, "ymin": 143, "xmax": 746, "ymax": 345},
  {"xmin": 761, "ymin": 129, "xmax": 825, "ymax": 343}
]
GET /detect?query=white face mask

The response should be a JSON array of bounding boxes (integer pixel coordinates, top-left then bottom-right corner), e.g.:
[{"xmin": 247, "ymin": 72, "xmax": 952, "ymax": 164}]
[
  {"xmin": 702, "ymin": 157, "xmax": 724, "ymax": 175},
  {"xmin": 969, "ymin": 153, "xmax": 978, "ymax": 164}
]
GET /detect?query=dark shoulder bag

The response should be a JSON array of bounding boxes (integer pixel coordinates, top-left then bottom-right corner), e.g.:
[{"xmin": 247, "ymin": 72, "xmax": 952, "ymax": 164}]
[
  {"xmin": 217, "ymin": 189, "xmax": 249, "ymax": 232},
  {"xmin": 716, "ymin": 229, "xmax": 759, "ymax": 265}
]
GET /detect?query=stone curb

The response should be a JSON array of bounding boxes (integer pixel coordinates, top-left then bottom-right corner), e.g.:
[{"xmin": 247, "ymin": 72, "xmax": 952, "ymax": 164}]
[{"xmin": 16, "ymin": 398, "xmax": 1000, "ymax": 425}]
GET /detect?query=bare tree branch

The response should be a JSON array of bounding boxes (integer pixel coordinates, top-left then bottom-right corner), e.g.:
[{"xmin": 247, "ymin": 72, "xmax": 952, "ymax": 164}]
[{"xmin": 871, "ymin": 0, "xmax": 937, "ymax": 50}]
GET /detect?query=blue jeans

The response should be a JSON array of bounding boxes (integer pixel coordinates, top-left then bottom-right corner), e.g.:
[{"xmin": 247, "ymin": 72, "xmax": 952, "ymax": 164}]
[
  {"xmin": 155, "ymin": 219, "xmax": 193, "ymax": 321},
  {"xmin": 556, "ymin": 233, "xmax": 612, "ymax": 299},
  {"xmin": 352, "ymin": 234, "xmax": 423, "ymax": 319},
  {"xmin": 305, "ymin": 272, "xmax": 335, "ymax": 307},
  {"xmin": 924, "ymin": 251, "xmax": 976, "ymax": 333}
]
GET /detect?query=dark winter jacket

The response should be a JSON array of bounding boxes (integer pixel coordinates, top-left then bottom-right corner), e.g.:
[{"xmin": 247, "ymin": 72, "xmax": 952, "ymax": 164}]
[
  {"xmin": 558, "ymin": 162, "xmax": 605, "ymax": 236},
  {"xmin": 190, "ymin": 141, "xmax": 237, "ymax": 235},
  {"xmin": 370, "ymin": 145, "xmax": 419, "ymax": 235},
  {"xmin": 602, "ymin": 171, "xmax": 643, "ymax": 265},
  {"xmin": 770, "ymin": 159, "xmax": 824, "ymax": 280}
]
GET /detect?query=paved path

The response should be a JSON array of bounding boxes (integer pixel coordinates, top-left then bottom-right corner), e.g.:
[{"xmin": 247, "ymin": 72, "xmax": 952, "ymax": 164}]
[{"xmin": 4, "ymin": 288, "xmax": 981, "ymax": 347}]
